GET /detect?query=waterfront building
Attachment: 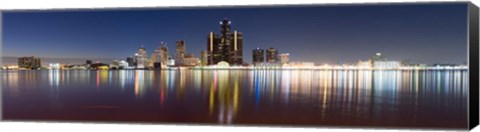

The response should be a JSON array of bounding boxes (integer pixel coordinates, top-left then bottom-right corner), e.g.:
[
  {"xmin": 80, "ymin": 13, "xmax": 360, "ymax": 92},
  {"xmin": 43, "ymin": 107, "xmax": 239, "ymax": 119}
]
[
  {"xmin": 126, "ymin": 57, "xmax": 135, "ymax": 67},
  {"xmin": 152, "ymin": 43, "xmax": 164, "ymax": 64},
  {"xmin": 118, "ymin": 60, "xmax": 129, "ymax": 69},
  {"xmin": 183, "ymin": 57, "xmax": 200, "ymax": 66},
  {"xmin": 279, "ymin": 53, "xmax": 289, "ymax": 65},
  {"xmin": 110, "ymin": 60, "xmax": 120, "ymax": 69},
  {"xmin": 110, "ymin": 60, "xmax": 129, "ymax": 69},
  {"xmin": 135, "ymin": 46, "xmax": 148, "ymax": 69},
  {"xmin": 160, "ymin": 42, "xmax": 169, "ymax": 65},
  {"xmin": 207, "ymin": 18, "xmax": 243, "ymax": 66},
  {"xmin": 266, "ymin": 47, "xmax": 278, "ymax": 63},
  {"xmin": 182, "ymin": 53, "xmax": 200, "ymax": 66},
  {"xmin": 200, "ymin": 50, "xmax": 208, "ymax": 66},
  {"xmin": 18, "ymin": 56, "xmax": 41, "ymax": 69},
  {"xmin": 167, "ymin": 56, "xmax": 175, "ymax": 66},
  {"xmin": 175, "ymin": 40, "xmax": 186, "ymax": 66},
  {"xmin": 252, "ymin": 48, "xmax": 265, "ymax": 66}
]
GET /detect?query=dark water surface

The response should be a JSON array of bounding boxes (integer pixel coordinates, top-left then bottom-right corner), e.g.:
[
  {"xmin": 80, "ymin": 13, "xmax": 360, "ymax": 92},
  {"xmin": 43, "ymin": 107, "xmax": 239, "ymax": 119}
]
[{"xmin": 2, "ymin": 70, "xmax": 468, "ymax": 128}]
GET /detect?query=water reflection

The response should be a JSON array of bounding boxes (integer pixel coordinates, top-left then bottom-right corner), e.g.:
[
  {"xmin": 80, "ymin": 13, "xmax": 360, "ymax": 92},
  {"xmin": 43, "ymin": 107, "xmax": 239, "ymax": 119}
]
[{"xmin": 1, "ymin": 69, "xmax": 469, "ymax": 127}]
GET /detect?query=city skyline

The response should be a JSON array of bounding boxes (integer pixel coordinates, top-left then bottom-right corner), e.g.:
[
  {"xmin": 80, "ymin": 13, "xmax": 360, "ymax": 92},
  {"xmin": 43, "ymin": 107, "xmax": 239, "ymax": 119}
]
[{"xmin": 2, "ymin": 3, "xmax": 468, "ymax": 65}]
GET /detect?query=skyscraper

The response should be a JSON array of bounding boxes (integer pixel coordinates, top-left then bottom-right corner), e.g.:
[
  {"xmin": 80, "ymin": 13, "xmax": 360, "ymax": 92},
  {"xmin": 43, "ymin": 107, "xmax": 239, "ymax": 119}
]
[
  {"xmin": 153, "ymin": 44, "xmax": 163, "ymax": 63},
  {"xmin": 252, "ymin": 48, "xmax": 265, "ymax": 65},
  {"xmin": 175, "ymin": 40, "xmax": 186, "ymax": 66},
  {"xmin": 207, "ymin": 18, "xmax": 243, "ymax": 65},
  {"xmin": 126, "ymin": 57, "xmax": 135, "ymax": 67},
  {"xmin": 207, "ymin": 32, "xmax": 219, "ymax": 65},
  {"xmin": 151, "ymin": 43, "xmax": 164, "ymax": 69},
  {"xmin": 201, "ymin": 50, "xmax": 208, "ymax": 66},
  {"xmin": 160, "ymin": 42, "xmax": 168, "ymax": 65},
  {"xmin": 135, "ymin": 45, "xmax": 148, "ymax": 69},
  {"xmin": 266, "ymin": 47, "xmax": 278, "ymax": 63}
]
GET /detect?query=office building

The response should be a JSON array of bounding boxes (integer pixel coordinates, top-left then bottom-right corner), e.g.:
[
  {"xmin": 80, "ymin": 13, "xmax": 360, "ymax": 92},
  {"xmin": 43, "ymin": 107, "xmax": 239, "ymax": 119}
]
[
  {"xmin": 175, "ymin": 40, "xmax": 186, "ymax": 66},
  {"xmin": 167, "ymin": 56, "xmax": 175, "ymax": 66},
  {"xmin": 279, "ymin": 53, "xmax": 289, "ymax": 65},
  {"xmin": 160, "ymin": 42, "xmax": 168, "ymax": 65},
  {"xmin": 207, "ymin": 18, "xmax": 243, "ymax": 66},
  {"xmin": 126, "ymin": 57, "xmax": 135, "ymax": 67},
  {"xmin": 152, "ymin": 43, "xmax": 163, "ymax": 64},
  {"xmin": 18, "ymin": 56, "xmax": 41, "ymax": 69},
  {"xmin": 183, "ymin": 58, "xmax": 200, "ymax": 66},
  {"xmin": 118, "ymin": 60, "xmax": 129, "ymax": 69},
  {"xmin": 135, "ymin": 46, "xmax": 148, "ymax": 69},
  {"xmin": 252, "ymin": 48, "xmax": 265, "ymax": 65},
  {"xmin": 200, "ymin": 50, "xmax": 208, "ymax": 66},
  {"xmin": 151, "ymin": 46, "xmax": 163, "ymax": 69},
  {"xmin": 266, "ymin": 47, "xmax": 278, "ymax": 63},
  {"xmin": 182, "ymin": 53, "xmax": 200, "ymax": 66}
]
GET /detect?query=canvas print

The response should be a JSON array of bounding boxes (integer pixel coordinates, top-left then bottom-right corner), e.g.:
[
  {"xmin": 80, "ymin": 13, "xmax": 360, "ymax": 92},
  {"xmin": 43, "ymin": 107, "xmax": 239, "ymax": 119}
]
[{"xmin": 1, "ymin": 2, "xmax": 475, "ymax": 130}]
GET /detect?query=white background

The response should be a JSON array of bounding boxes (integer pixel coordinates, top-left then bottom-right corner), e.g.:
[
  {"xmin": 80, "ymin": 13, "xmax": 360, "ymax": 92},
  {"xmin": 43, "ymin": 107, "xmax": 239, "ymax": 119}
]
[{"xmin": 0, "ymin": 0, "xmax": 478, "ymax": 132}]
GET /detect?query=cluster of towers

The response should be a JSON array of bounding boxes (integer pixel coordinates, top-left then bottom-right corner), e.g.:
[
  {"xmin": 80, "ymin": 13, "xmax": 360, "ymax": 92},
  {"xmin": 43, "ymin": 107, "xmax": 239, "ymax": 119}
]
[
  {"xmin": 206, "ymin": 18, "xmax": 244, "ymax": 66},
  {"xmin": 127, "ymin": 42, "xmax": 169, "ymax": 69},
  {"xmin": 127, "ymin": 18, "xmax": 292, "ymax": 69},
  {"xmin": 252, "ymin": 47, "xmax": 289, "ymax": 66}
]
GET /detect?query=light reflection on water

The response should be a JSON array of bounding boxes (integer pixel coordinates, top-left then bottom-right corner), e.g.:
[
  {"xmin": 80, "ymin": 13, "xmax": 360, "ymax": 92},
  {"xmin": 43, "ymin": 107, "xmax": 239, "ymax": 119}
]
[{"xmin": 1, "ymin": 69, "xmax": 468, "ymax": 128}]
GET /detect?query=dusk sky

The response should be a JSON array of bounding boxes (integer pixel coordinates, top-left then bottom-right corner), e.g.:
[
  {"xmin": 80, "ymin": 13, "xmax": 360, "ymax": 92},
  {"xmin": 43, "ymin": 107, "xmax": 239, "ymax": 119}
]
[{"xmin": 2, "ymin": 3, "xmax": 468, "ymax": 65}]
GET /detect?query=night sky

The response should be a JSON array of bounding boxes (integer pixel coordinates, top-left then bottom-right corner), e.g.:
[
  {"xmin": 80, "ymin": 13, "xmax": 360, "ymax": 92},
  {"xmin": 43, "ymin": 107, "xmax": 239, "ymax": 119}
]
[{"xmin": 2, "ymin": 3, "xmax": 468, "ymax": 65}]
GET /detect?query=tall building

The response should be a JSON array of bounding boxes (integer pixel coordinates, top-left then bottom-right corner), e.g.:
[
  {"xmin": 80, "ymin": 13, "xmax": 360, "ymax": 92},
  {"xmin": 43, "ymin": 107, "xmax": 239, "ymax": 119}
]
[
  {"xmin": 279, "ymin": 53, "xmax": 289, "ymax": 65},
  {"xmin": 175, "ymin": 40, "xmax": 186, "ymax": 66},
  {"xmin": 160, "ymin": 42, "xmax": 168, "ymax": 65},
  {"xmin": 252, "ymin": 48, "xmax": 265, "ymax": 65},
  {"xmin": 135, "ymin": 45, "xmax": 148, "ymax": 69},
  {"xmin": 126, "ymin": 57, "xmax": 135, "ymax": 67},
  {"xmin": 207, "ymin": 18, "xmax": 243, "ymax": 65},
  {"xmin": 266, "ymin": 47, "xmax": 278, "ymax": 63},
  {"xmin": 153, "ymin": 44, "xmax": 163, "ymax": 63},
  {"xmin": 200, "ymin": 50, "xmax": 208, "ymax": 66},
  {"xmin": 18, "ymin": 56, "xmax": 41, "ymax": 69},
  {"xmin": 151, "ymin": 43, "xmax": 164, "ymax": 69}
]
